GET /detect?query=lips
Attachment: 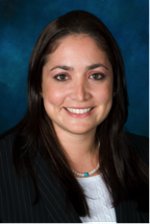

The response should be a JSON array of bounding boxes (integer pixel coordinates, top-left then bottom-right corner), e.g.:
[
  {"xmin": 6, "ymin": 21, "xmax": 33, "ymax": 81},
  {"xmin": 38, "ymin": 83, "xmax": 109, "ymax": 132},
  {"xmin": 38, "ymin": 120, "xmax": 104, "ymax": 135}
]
[
  {"xmin": 66, "ymin": 108, "xmax": 92, "ymax": 114},
  {"xmin": 64, "ymin": 107, "xmax": 94, "ymax": 114},
  {"xmin": 64, "ymin": 107, "xmax": 95, "ymax": 118},
  {"xmin": 65, "ymin": 106, "xmax": 93, "ymax": 109}
]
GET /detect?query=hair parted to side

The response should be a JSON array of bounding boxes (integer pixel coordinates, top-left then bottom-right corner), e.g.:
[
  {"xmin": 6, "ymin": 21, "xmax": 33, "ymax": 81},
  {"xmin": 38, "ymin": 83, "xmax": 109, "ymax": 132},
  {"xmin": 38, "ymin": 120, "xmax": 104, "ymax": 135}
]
[{"xmin": 12, "ymin": 10, "xmax": 148, "ymax": 216}]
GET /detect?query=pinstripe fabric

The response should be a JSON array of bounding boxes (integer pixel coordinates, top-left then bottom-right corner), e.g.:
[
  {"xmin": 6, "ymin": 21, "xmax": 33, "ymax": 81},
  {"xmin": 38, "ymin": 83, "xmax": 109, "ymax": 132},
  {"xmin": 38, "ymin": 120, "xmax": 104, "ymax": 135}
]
[
  {"xmin": 0, "ymin": 132, "xmax": 81, "ymax": 223},
  {"xmin": 0, "ymin": 130, "xmax": 149, "ymax": 223}
]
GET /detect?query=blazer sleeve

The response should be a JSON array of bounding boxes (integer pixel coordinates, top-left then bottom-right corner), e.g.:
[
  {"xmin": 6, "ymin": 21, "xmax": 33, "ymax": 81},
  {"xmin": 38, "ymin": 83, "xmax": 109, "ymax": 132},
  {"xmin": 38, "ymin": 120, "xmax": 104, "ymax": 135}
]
[{"xmin": 115, "ymin": 132, "xmax": 149, "ymax": 223}]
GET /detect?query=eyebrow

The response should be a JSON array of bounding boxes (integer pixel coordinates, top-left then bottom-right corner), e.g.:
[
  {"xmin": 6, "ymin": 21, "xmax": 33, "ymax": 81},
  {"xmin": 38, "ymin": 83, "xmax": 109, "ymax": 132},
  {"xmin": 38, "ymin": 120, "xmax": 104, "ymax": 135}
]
[
  {"xmin": 50, "ymin": 65, "xmax": 73, "ymax": 71},
  {"xmin": 50, "ymin": 63, "xmax": 108, "ymax": 71},
  {"xmin": 87, "ymin": 63, "xmax": 108, "ymax": 70}
]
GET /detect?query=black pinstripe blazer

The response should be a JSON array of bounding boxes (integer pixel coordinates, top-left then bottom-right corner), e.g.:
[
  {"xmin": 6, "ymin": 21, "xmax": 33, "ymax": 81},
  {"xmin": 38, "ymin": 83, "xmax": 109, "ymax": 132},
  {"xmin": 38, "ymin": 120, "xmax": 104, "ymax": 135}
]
[{"xmin": 0, "ymin": 130, "xmax": 149, "ymax": 223}]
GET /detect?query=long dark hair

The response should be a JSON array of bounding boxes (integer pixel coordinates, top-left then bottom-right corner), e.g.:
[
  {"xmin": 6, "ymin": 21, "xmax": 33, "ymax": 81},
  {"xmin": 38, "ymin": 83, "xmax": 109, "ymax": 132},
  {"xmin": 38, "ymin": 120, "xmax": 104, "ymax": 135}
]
[{"xmin": 12, "ymin": 10, "xmax": 148, "ymax": 216}]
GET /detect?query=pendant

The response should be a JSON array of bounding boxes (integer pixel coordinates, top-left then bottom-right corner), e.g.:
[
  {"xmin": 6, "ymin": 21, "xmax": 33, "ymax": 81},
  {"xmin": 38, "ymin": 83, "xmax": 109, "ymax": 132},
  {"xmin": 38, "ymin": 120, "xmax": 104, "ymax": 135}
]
[{"xmin": 84, "ymin": 172, "xmax": 89, "ymax": 177}]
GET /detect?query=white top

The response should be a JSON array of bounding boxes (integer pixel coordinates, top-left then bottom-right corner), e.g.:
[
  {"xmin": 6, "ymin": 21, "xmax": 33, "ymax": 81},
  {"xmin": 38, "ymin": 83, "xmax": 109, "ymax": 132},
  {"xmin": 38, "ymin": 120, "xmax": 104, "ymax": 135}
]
[{"xmin": 77, "ymin": 174, "xmax": 116, "ymax": 223}]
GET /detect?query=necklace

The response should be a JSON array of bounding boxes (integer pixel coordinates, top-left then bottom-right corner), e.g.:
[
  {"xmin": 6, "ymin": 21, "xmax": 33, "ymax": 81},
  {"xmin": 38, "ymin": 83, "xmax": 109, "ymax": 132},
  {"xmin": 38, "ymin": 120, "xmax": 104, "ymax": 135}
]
[
  {"xmin": 72, "ymin": 138, "xmax": 100, "ymax": 177},
  {"xmin": 72, "ymin": 162, "xmax": 100, "ymax": 177}
]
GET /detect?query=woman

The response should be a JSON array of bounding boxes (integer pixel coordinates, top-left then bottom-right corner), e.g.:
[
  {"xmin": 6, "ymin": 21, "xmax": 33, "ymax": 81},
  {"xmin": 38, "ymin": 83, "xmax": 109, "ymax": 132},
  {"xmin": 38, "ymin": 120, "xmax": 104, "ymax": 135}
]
[{"xmin": 0, "ymin": 10, "xmax": 148, "ymax": 223}]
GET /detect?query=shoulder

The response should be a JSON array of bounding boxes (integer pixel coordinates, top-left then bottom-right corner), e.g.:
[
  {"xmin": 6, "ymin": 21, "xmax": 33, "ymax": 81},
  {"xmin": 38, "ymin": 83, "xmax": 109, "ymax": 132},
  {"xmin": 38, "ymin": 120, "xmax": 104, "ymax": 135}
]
[
  {"xmin": 125, "ymin": 132, "xmax": 148, "ymax": 144},
  {"xmin": 125, "ymin": 132, "xmax": 149, "ymax": 164},
  {"xmin": 0, "ymin": 128, "xmax": 20, "ymax": 200},
  {"xmin": 0, "ymin": 127, "xmax": 20, "ymax": 158}
]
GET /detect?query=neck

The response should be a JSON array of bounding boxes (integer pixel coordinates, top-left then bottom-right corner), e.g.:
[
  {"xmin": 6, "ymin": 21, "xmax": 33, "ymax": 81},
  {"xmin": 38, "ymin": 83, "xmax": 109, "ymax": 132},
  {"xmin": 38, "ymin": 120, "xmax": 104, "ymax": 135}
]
[{"xmin": 53, "ymin": 125, "xmax": 99, "ymax": 172}]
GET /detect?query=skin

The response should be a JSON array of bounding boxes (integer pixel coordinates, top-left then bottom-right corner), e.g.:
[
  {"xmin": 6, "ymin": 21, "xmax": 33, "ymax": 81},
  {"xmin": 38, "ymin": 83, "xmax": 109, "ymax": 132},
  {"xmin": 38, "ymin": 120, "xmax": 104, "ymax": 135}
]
[{"xmin": 41, "ymin": 34, "xmax": 113, "ymax": 174}]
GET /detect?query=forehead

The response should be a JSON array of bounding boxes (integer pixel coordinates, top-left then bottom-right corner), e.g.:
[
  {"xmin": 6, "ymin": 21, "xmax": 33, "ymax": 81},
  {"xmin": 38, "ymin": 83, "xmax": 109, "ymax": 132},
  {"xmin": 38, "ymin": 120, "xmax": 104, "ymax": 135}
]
[
  {"xmin": 46, "ymin": 34, "xmax": 110, "ymax": 66},
  {"xmin": 54, "ymin": 34, "xmax": 100, "ymax": 48},
  {"xmin": 53, "ymin": 34, "xmax": 103, "ymax": 52}
]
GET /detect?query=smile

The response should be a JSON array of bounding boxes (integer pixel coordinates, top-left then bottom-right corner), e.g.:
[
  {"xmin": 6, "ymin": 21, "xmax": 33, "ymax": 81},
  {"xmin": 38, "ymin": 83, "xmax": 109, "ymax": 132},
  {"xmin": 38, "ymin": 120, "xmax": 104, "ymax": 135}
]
[{"xmin": 65, "ymin": 107, "xmax": 93, "ymax": 114}]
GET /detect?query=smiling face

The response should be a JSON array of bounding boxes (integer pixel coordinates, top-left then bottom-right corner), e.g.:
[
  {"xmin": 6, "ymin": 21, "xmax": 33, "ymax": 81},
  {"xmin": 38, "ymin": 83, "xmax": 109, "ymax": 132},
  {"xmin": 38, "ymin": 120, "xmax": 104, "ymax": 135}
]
[{"xmin": 41, "ymin": 34, "xmax": 113, "ymax": 136}]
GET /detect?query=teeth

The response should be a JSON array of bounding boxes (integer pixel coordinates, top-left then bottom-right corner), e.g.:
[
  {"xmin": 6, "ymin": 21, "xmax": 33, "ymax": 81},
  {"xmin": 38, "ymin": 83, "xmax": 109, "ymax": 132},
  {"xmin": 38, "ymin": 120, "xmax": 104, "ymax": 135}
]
[{"xmin": 66, "ymin": 107, "xmax": 92, "ymax": 114}]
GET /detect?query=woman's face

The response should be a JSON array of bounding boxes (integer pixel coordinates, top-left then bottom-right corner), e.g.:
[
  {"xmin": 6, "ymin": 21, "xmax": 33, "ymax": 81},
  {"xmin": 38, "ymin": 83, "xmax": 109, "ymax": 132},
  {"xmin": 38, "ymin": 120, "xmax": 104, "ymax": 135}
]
[{"xmin": 41, "ymin": 34, "xmax": 113, "ymax": 135}]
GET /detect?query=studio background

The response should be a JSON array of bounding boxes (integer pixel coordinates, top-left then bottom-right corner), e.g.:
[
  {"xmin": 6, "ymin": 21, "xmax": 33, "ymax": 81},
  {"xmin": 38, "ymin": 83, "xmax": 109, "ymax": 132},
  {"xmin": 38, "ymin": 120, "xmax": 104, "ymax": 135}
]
[{"xmin": 0, "ymin": 0, "xmax": 149, "ymax": 137}]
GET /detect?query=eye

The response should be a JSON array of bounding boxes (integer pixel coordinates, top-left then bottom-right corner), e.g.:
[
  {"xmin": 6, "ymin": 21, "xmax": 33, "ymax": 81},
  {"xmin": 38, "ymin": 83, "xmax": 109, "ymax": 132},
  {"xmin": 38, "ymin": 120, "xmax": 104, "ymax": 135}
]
[
  {"xmin": 90, "ymin": 73, "xmax": 104, "ymax": 80},
  {"xmin": 54, "ymin": 74, "xmax": 68, "ymax": 81}
]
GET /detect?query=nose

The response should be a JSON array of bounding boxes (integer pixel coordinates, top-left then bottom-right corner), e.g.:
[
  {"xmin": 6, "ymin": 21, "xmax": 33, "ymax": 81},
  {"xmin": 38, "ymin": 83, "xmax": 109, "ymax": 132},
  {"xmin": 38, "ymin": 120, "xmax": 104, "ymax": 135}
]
[{"xmin": 69, "ymin": 79, "xmax": 91, "ymax": 102}]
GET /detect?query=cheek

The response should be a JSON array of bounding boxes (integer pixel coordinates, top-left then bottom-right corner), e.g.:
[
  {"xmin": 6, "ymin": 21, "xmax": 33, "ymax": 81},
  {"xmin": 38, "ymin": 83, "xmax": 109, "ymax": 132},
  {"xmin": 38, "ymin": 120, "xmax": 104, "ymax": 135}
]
[
  {"xmin": 42, "ymin": 84, "xmax": 67, "ymax": 107},
  {"xmin": 94, "ymin": 84, "xmax": 113, "ymax": 103}
]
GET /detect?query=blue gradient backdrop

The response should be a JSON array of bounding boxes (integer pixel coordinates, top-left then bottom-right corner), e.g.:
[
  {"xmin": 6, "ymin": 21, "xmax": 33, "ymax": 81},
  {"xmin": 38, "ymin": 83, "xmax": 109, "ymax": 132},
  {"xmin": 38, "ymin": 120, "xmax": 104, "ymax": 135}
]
[{"xmin": 0, "ymin": 0, "xmax": 149, "ymax": 137}]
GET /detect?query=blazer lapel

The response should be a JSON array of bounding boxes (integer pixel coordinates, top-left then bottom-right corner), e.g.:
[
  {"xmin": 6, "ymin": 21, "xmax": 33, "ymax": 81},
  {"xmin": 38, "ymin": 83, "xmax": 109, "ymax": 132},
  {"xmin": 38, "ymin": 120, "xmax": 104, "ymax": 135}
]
[{"xmin": 33, "ymin": 153, "xmax": 82, "ymax": 223}]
